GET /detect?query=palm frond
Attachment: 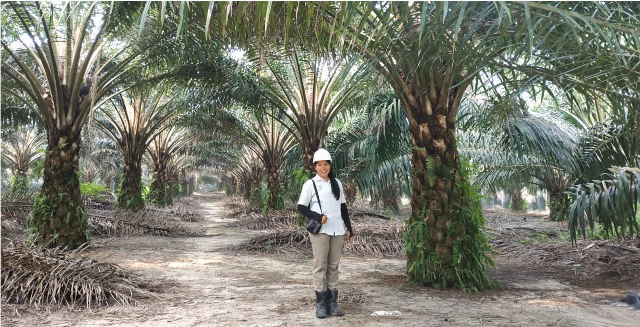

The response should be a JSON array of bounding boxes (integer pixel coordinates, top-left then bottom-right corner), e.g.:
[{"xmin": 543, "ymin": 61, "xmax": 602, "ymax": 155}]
[{"xmin": 568, "ymin": 167, "xmax": 640, "ymax": 243}]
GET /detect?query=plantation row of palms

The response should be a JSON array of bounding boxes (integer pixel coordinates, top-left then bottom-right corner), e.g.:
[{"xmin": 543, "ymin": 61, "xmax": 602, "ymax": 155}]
[{"xmin": 2, "ymin": 1, "xmax": 639, "ymax": 291}]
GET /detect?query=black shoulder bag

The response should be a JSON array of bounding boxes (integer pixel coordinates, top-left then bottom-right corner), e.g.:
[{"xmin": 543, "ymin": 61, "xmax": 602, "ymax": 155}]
[{"xmin": 305, "ymin": 180, "xmax": 323, "ymax": 234}]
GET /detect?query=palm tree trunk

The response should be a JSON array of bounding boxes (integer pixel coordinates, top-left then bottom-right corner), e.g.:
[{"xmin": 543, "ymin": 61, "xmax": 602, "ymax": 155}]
[
  {"xmin": 548, "ymin": 190, "xmax": 569, "ymax": 221},
  {"xmin": 509, "ymin": 188, "xmax": 526, "ymax": 212},
  {"xmin": 344, "ymin": 182, "xmax": 357, "ymax": 206},
  {"xmin": 221, "ymin": 175, "xmax": 233, "ymax": 195},
  {"xmin": 303, "ymin": 147, "xmax": 315, "ymax": 172},
  {"xmin": 266, "ymin": 166, "xmax": 283, "ymax": 209},
  {"xmin": 302, "ymin": 138, "xmax": 322, "ymax": 172},
  {"xmin": 382, "ymin": 184, "xmax": 400, "ymax": 213},
  {"xmin": 30, "ymin": 129, "xmax": 89, "ymax": 249},
  {"xmin": 406, "ymin": 118, "xmax": 463, "ymax": 287},
  {"xmin": 166, "ymin": 177, "xmax": 178, "ymax": 206},
  {"xmin": 181, "ymin": 179, "xmax": 189, "ymax": 196},
  {"xmin": 541, "ymin": 171, "xmax": 570, "ymax": 221},
  {"xmin": 400, "ymin": 79, "xmax": 491, "ymax": 290},
  {"xmin": 234, "ymin": 178, "xmax": 243, "ymax": 196},
  {"xmin": 10, "ymin": 170, "xmax": 30, "ymax": 193},
  {"xmin": 149, "ymin": 162, "xmax": 168, "ymax": 206},
  {"xmin": 81, "ymin": 169, "xmax": 98, "ymax": 183},
  {"xmin": 188, "ymin": 175, "xmax": 196, "ymax": 195},
  {"xmin": 248, "ymin": 172, "xmax": 263, "ymax": 210},
  {"xmin": 117, "ymin": 156, "xmax": 144, "ymax": 211},
  {"xmin": 242, "ymin": 176, "xmax": 251, "ymax": 200}
]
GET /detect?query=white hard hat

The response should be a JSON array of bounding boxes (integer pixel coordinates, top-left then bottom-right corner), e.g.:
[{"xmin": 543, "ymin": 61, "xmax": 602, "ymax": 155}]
[{"xmin": 312, "ymin": 148, "xmax": 332, "ymax": 163}]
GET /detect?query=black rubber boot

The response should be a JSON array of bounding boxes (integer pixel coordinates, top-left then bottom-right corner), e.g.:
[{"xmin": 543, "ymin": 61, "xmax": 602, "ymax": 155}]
[
  {"xmin": 315, "ymin": 291, "xmax": 328, "ymax": 318},
  {"xmin": 326, "ymin": 289, "xmax": 344, "ymax": 316}
]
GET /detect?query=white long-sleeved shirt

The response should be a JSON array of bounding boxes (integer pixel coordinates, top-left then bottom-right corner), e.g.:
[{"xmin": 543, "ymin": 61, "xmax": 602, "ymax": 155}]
[{"xmin": 298, "ymin": 175, "xmax": 346, "ymax": 236}]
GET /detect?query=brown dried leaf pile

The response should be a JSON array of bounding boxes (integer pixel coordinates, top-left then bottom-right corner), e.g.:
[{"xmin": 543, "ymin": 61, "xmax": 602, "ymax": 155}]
[
  {"xmin": 1, "ymin": 243, "xmax": 163, "ymax": 308},
  {"xmin": 230, "ymin": 210, "xmax": 299, "ymax": 230},
  {"xmin": 229, "ymin": 222, "xmax": 406, "ymax": 257},
  {"xmin": 89, "ymin": 209, "xmax": 204, "ymax": 237},
  {"xmin": 1, "ymin": 191, "xmax": 36, "ymax": 231},
  {"xmin": 491, "ymin": 237, "xmax": 640, "ymax": 280}
]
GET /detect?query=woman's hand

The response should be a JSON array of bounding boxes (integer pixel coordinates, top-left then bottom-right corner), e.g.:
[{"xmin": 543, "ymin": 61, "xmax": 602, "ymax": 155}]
[
  {"xmin": 346, "ymin": 231, "xmax": 354, "ymax": 243},
  {"xmin": 321, "ymin": 215, "xmax": 328, "ymax": 224}
]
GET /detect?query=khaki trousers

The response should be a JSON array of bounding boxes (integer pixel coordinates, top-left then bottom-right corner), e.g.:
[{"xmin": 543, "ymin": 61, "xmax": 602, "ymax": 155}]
[{"xmin": 309, "ymin": 233, "xmax": 344, "ymax": 292}]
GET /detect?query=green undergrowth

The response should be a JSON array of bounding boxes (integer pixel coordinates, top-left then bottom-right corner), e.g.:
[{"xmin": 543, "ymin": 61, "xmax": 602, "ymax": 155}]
[{"xmin": 80, "ymin": 182, "xmax": 109, "ymax": 200}]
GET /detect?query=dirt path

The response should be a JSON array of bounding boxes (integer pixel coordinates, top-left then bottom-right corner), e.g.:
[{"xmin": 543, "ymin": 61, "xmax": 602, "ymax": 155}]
[{"xmin": 2, "ymin": 192, "xmax": 638, "ymax": 326}]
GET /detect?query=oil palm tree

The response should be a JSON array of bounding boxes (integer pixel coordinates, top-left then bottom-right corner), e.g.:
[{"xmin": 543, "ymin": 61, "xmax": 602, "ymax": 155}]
[
  {"xmin": 1, "ymin": 1, "xmax": 171, "ymax": 248},
  {"xmin": 78, "ymin": 131, "xmax": 122, "ymax": 192},
  {"xmin": 95, "ymin": 82, "xmax": 180, "ymax": 211},
  {"xmin": 236, "ymin": 107, "xmax": 297, "ymax": 210},
  {"xmin": 147, "ymin": 127, "xmax": 192, "ymax": 207},
  {"xmin": 235, "ymin": 148, "xmax": 265, "ymax": 207},
  {"xmin": 458, "ymin": 95, "xmax": 581, "ymax": 221},
  {"xmin": 341, "ymin": 1, "xmax": 640, "ymax": 289},
  {"xmin": 255, "ymin": 49, "xmax": 375, "ymax": 172},
  {"xmin": 164, "ymin": 153, "xmax": 195, "ymax": 202},
  {"xmin": 460, "ymin": 90, "xmax": 639, "ymax": 234},
  {"xmin": 1, "ymin": 128, "xmax": 46, "ymax": 193},
  {"xmin": 143, "ymin": 1, "xmax": 640, "ymax": 289}
]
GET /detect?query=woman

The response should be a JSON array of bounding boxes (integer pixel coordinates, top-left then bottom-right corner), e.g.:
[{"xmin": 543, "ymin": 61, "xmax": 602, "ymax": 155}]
[{"xmin": 297, "ymin": 148, "xmax": 354, "ymax": 319}]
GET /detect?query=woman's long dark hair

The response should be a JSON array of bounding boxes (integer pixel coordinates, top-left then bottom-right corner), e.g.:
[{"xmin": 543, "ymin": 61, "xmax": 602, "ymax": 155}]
[{"xmin": 325, "ymin": 160, "xmax": 341, "ymax": 201}]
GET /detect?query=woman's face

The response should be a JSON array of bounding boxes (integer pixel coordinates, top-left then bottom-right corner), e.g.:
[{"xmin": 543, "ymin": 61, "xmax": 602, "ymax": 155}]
[{"xmin": 315, "ymin": 160, "xmax": 331, "ymax": 180}]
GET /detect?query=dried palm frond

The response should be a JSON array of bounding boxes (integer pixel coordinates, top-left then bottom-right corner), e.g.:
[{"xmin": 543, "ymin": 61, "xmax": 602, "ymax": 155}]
[
  {"xmin": 1, "ymin": 243, "xmax": 162, "ymax": 308},
  {"xmin": 490, "ymin": 238, "xmax": 640, "ymax": 280},
  {"xmin": 89, "ymin": 215, "xmax": 175, "ymax": 237},
  {"xmin": 83, "ymin": 197, "xmax": 116, "ymax": 211},
  {"xmin": 134, "ymin": 204, "xmax": 203, "ymax": 223},
  {"xmin": 230, "ymin": 210, "xmax": 298, "ymax": 230},
  {"xmin": 1, "ymin": 190, "xmax": 36, "ymax": 231},
  {"xmin": 229, "ymin": 227, "xmax": 310, "ymax": 255},
  {"xmin": 344, "ymin": 224, "xmax": 406, "ymax": 257},
  {"xmin": 338, "ymin": 292, "xmax": 368, "ymax": 304},
  {"xmin": 165, "ymin": 198, "xmax": 204, "ymax": 222},
  {"xmin": 229, "ymin": 222, "xmax": 406, "ymax": 257},
  {"xmin": 222, "ymin": 196, "xmax": 252, "ymax": 217},
  {"xmin": 88, "ymin": 212, "xmax": 204, "ymax": 237}
]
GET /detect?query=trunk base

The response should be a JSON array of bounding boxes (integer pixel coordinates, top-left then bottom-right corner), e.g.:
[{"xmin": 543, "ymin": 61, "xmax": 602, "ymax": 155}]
[
  {"xmin": 405, "ymin": 157, "xmax": 494, "ymax": 291},
  {"xmin": 148, "ymin": 180, "xmax": 169, "ymax": 207},
  {"xmin": 29, "ymin": 131, "xmax": 89, "ymax": 249},
  {"xmin": 548, "ymin": 192, "xmax": 569, "ymax": 221}
]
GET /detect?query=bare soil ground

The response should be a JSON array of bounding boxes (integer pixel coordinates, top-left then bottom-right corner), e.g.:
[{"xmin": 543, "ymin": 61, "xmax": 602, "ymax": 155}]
[{"xmin": 2, "ymin": 192, "xmax": 638, "ymax": 326}]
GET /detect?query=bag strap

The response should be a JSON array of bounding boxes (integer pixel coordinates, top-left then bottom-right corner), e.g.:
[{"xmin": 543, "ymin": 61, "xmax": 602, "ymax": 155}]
[{"xmin": 311, "ymin": 180, "xmax": 323, "ymax": 213}]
